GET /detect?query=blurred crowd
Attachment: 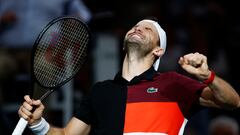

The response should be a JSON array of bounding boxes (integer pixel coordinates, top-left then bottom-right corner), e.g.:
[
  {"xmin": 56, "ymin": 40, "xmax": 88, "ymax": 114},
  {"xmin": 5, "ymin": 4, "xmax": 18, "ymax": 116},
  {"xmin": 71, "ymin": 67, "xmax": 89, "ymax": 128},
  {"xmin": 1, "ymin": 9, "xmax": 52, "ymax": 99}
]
[{"xmin": 0, "ymin": 0, "xmax": 239, "ymax": 134}]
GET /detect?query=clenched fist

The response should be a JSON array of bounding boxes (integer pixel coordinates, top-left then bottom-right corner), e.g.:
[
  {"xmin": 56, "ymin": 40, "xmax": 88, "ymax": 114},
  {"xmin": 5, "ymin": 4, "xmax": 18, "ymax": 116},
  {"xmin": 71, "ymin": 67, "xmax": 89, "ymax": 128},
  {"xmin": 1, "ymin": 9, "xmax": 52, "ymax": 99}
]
[
  {"xmin": 18, "ymin": 95, "xmax": 45, "ymax": 125},
  {"xmin": 178, "ymin": 52, "xmax": 211, "ymax": 81}
]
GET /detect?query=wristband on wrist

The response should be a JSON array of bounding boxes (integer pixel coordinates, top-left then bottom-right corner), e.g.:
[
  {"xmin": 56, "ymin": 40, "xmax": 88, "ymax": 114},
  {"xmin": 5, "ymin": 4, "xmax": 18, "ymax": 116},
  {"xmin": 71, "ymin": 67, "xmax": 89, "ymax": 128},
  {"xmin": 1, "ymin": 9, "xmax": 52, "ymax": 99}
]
[
  {"xmin": 203, "ymin": 70, "xmax": 215, "ymax": 85},
  {"xmin": 28, "ymin": 117, "xmax": 50, "ymax": 135}
]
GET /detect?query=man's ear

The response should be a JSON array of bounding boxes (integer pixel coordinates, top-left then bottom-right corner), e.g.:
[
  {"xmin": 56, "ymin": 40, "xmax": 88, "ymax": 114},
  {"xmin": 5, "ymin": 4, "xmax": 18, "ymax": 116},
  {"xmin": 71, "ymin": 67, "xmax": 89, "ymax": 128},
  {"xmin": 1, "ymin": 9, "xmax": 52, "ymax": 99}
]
[{"xmin": 153, "ymin": 47, "xmax": 164, "ymax": 57}]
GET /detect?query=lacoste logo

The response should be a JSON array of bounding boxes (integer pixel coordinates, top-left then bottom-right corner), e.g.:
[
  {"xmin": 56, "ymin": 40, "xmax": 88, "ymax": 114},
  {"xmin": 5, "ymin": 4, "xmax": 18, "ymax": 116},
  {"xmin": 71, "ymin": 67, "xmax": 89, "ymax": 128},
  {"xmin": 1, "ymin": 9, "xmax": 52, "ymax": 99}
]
[{"xmin": 147, "ymin": 87, "xmax": 158, "ymax": 93}]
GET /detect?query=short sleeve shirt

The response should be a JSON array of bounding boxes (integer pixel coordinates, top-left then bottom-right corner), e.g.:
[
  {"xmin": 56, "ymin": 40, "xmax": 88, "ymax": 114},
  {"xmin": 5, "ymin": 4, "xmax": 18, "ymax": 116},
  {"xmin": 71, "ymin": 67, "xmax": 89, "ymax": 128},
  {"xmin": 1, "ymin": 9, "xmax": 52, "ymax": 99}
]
[{"xmin": 74, "ymin": 67, "xmax": 206, "ymax": 135}]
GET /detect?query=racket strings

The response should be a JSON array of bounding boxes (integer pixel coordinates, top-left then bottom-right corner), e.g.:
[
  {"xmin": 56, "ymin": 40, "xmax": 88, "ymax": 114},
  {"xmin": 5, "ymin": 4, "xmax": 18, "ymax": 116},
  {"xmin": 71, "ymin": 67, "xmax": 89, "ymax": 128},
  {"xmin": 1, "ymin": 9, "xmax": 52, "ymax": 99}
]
[{"xmin": 34, "ymin": 18, "xmax": 89, "ymax": 87}]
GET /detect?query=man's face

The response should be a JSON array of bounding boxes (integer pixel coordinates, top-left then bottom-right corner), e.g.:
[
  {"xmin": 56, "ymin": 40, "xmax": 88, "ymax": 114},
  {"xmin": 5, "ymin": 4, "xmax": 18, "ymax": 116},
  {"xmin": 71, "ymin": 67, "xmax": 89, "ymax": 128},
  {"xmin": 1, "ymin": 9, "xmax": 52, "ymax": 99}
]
[{"xmin": 123, "ymin": 20, "xmax": 159, "ymax": 57}]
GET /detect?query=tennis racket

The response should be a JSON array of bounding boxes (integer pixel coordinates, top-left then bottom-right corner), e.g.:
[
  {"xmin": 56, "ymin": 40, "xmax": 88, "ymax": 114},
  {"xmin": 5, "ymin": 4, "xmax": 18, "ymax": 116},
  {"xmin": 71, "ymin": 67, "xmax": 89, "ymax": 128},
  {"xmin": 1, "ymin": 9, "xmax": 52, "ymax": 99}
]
[{"xmin": 12, "ymin": 16, "xmax": 90, "ymax": 135}]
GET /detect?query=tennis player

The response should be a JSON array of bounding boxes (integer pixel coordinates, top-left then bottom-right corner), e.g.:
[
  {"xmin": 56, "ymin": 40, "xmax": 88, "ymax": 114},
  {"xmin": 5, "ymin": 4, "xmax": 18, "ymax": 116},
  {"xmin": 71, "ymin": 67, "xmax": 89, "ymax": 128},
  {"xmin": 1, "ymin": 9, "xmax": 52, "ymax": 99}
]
[{"xmin": 18, "ymin": 17, "xmax": 240, "ymax": 135}]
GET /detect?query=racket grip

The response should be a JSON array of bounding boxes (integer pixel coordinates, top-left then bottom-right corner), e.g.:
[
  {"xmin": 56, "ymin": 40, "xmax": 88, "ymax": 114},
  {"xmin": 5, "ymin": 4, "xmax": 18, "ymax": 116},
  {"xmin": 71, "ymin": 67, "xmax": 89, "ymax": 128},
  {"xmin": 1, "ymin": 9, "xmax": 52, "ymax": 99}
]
[{"xmin": 12, "ymin": 117, "xmax": 28, "ymax": 135}]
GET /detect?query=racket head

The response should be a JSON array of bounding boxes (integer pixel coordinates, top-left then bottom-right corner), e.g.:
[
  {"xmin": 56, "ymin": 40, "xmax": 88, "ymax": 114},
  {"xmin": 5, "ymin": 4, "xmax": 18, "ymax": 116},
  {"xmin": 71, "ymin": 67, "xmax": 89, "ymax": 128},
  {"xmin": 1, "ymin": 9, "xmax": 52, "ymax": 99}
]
[{"xmin": 31, "ymin": 16, "xmax": 91, "ymax": 89}]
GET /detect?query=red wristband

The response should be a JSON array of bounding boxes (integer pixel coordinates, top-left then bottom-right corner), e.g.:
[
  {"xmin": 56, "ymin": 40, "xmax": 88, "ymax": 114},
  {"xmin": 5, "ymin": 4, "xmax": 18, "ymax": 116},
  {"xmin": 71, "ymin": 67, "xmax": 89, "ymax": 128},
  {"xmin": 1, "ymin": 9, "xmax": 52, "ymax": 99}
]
[{"xmin": 203, "ymin": 70, "xmax": 215, "ymax": 85}]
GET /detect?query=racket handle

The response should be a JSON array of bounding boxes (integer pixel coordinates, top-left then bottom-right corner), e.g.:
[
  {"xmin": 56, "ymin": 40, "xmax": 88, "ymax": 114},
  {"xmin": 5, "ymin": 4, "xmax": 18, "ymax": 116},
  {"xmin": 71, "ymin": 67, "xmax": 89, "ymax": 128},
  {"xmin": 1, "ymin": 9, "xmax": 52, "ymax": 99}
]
[{"xmin": 12, "ymin": 117, "xmax": 28, "ymax": 135}]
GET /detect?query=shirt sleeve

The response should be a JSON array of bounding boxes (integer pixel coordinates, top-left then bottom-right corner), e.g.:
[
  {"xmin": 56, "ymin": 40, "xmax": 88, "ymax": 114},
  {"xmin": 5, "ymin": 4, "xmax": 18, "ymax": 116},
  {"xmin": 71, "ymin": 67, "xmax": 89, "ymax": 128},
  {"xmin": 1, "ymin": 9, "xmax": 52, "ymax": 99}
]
[{"xmin": 73, "ymin": 83, "xmax": 97, "ymax": 125}]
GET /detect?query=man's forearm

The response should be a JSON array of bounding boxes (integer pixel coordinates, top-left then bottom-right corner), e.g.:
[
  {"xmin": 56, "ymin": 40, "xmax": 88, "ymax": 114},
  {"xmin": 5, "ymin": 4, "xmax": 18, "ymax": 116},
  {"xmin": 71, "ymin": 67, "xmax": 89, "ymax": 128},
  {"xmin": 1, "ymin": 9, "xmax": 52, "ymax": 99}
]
[
  {"xmin": 46, "ymin": 126, "xmax": 66, "ymax": 135},
  {"xmin": 47, "ymin": 117, "xmax": 90, "ymax": 135},
  {"xmin": 209, "ymin": 75, "xmax": 240, "ymax": 109}
]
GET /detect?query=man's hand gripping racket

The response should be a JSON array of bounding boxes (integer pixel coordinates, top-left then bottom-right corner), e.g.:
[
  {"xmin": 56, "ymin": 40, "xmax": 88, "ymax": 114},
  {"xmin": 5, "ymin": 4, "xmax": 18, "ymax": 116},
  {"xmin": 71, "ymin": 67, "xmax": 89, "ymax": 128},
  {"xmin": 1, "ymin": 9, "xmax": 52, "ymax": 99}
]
[{"xmin": 12, "ymin": 16, "xmax": 90, "ymax": 135}]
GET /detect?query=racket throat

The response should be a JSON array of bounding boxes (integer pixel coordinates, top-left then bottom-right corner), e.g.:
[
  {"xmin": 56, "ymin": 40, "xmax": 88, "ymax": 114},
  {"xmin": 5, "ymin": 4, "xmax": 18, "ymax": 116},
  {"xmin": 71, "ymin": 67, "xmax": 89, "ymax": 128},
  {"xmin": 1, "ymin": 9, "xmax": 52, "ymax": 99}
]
[{"xmin": 39, "ymin": 89, "xmax": 55, "ymax": 101}]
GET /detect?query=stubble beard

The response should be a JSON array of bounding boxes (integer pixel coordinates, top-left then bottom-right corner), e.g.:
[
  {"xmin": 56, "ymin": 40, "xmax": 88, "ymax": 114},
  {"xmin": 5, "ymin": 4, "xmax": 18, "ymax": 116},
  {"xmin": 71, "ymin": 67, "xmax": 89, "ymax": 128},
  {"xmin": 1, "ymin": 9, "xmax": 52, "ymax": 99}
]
[{"xmin": 123, "ymin": 38, "xmax": 152, "ymax": 59}]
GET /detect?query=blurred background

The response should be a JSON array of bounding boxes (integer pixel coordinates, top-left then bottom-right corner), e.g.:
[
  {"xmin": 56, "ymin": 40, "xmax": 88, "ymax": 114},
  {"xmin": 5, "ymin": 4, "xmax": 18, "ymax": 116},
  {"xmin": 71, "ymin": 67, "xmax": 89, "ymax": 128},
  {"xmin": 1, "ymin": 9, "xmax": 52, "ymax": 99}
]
[{"xmin": 0, "ymin": 0, "xmax": 239, "ymax": 134}]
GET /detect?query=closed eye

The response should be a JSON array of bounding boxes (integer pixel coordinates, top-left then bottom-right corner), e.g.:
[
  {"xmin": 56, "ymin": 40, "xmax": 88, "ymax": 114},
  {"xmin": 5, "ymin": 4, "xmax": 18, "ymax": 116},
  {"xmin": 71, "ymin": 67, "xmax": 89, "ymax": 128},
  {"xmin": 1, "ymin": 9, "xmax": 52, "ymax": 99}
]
[{"xmin": 145, "ymin": 27, "xmax": 153, "ymax": 31}]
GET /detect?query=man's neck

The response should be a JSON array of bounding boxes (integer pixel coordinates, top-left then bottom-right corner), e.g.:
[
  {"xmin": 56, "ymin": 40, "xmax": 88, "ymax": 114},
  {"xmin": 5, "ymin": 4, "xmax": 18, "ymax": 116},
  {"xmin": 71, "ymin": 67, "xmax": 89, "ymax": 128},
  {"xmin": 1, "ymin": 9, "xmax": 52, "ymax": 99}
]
[{"xmin": 122, "ymin": 54, "xmax": 152, "ymax": 81}]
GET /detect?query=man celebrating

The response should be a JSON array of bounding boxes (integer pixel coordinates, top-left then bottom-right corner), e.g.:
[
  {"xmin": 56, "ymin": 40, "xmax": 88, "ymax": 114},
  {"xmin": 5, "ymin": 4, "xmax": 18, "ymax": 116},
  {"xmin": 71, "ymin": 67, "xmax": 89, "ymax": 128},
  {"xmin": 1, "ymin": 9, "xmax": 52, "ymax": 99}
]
[{"xmin": 18, "ymin": 18, "xmax": 240, "ymax": 135}]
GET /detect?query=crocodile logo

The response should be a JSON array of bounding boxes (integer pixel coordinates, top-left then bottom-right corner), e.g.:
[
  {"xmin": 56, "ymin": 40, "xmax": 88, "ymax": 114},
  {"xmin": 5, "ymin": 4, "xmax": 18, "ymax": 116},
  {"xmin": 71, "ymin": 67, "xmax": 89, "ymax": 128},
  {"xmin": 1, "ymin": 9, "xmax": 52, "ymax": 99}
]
[{"xmin": 147, "ymin": 87, "xmax": 158, "ymax": 93}]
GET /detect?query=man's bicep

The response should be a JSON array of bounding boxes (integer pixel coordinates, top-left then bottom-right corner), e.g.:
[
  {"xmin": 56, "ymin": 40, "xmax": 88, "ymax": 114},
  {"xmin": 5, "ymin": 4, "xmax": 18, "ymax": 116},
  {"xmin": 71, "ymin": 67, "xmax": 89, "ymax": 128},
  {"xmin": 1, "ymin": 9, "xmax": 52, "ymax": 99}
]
[{"xmin": 65, "ymin": 117, "xmax": 90, "ymax": 135}]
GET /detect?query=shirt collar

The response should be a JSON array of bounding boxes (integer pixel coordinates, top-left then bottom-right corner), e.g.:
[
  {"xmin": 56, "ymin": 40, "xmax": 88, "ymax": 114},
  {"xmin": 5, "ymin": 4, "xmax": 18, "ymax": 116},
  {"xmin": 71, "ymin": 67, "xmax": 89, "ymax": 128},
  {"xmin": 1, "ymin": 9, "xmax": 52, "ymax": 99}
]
[{"xmin": 114, "ymin": 66, "xmax": 157, "ymax": 85}]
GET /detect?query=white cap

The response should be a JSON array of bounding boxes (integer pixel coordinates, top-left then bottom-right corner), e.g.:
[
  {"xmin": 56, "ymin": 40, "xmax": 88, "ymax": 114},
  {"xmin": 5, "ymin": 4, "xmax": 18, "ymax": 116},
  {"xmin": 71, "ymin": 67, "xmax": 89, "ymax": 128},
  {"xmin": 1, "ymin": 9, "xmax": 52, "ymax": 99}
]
[{"xmin": 142, "ymin": 19, "xmax": 167, "ymax": 71}]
